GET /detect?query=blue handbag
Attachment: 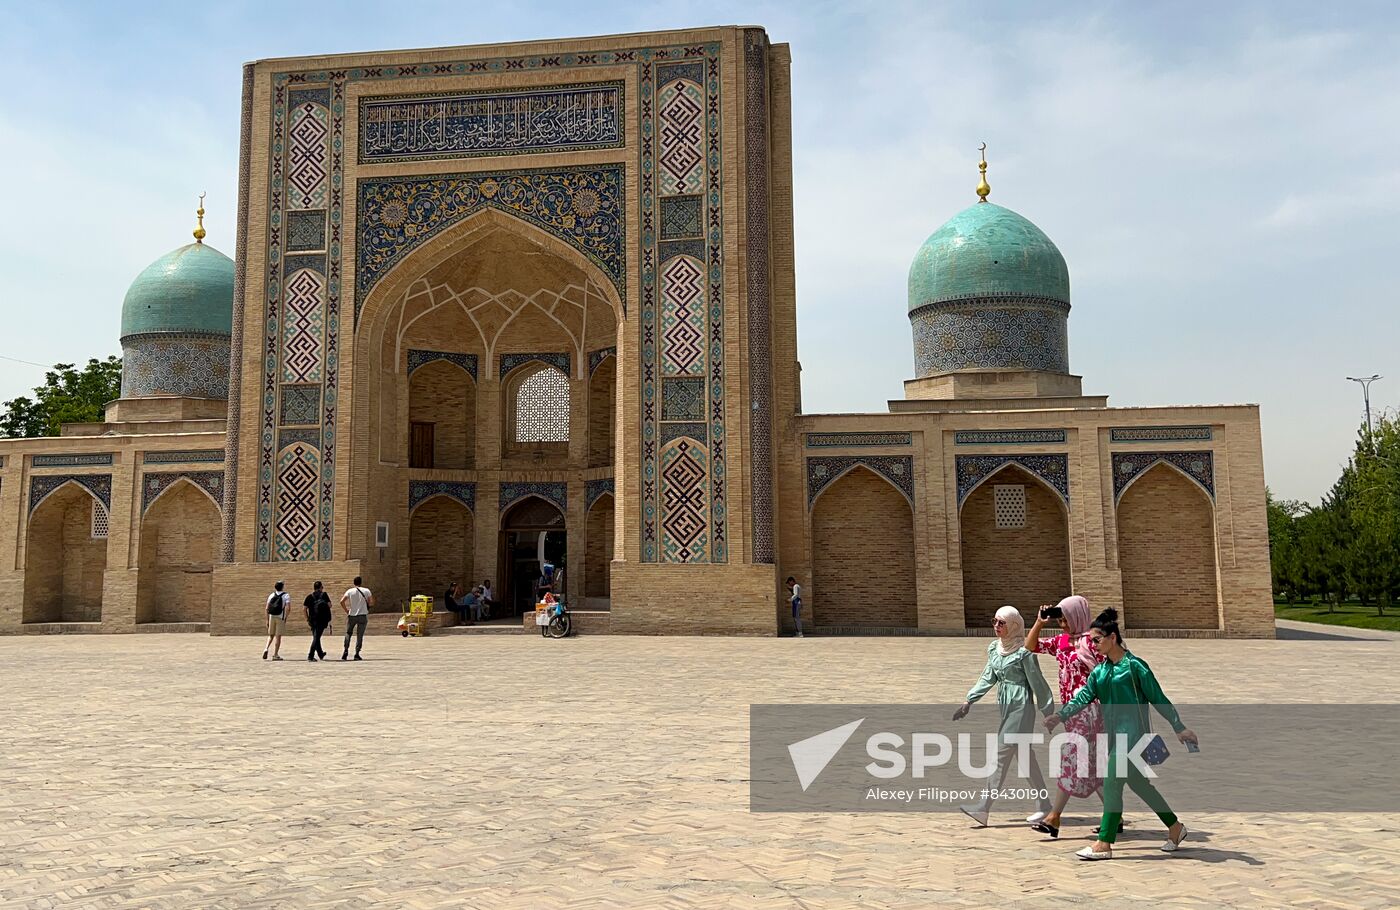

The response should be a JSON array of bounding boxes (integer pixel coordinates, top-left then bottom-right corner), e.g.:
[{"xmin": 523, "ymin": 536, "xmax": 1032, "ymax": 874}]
[{"xmin": 1129, "ymin": 661, "xmax": 1170, "ymax": 766}]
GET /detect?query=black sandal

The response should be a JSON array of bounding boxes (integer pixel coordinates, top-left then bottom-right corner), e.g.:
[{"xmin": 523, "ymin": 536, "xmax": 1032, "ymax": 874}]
[{"xmin": 1030, "ymin": 821, "xmax": 1059, "ymax": 839}]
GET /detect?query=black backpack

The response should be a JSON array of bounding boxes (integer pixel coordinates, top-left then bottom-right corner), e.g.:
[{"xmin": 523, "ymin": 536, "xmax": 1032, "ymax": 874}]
[{"xmin": 267, "ymin": 592, "xmax": 285, "ymax": 616}]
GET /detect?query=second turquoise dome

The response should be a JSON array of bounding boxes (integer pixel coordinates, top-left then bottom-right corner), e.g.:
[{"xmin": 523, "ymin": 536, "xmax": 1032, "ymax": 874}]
[
  {"xmin": 907, "ymin": 202, "xmax": 1069, "ymax": 313},
  {"xmin": 120, "ymin": 242, "xmax": 235, "ymax": 339}
]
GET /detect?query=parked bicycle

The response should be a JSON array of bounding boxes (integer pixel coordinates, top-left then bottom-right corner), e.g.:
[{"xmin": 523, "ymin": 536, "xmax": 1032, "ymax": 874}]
[{"xmin": 541, "ymin": 600, "xmax": 571, "ymax": 638}]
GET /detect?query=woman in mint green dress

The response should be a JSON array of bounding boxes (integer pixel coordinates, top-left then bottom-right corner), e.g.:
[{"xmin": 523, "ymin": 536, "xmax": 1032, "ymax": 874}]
[
  {"xmin": 952, "ymin": 605, "xmax": 1056, "ymax": 827},
  {"xmin": 1046, "ymin": 608, "xmax": 1199, "ymax": 860}
]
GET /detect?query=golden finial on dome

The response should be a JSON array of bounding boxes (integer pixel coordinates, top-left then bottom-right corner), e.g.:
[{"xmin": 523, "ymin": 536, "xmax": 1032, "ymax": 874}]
[
  {"xmin": 976, "ymin": 143, "xmax": 991, "ymax": 203},
  {"xmin": 193, "ymin": 192, "xmax": 207, "ymax": 243}
]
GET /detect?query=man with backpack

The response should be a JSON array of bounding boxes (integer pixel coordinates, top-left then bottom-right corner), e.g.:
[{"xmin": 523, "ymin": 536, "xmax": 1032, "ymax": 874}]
[
  {"xmin": 340, "ymin": 576, "xmax": 374, "ymax": 661},
  {"xmin": 304, "ymin": 581, "xmax": 333, "ymax": 661},
  {"xmin": 263, "ymin": 581, "xmax": 290, "ymax": 660}
]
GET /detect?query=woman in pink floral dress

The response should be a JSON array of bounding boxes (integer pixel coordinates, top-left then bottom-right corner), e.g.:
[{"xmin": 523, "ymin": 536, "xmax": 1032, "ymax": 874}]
[{"xmin": 1023, "ymin": 594, "xmax": 1107, "ymax": 838}]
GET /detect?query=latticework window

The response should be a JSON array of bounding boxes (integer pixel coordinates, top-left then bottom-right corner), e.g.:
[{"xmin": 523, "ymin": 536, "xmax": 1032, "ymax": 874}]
[
  {"xmin": 91, "ymin": 500, "xmax": 109, "ymax": 539},
  {"xmin": 514, "ymin": 367, "xmax": 570, "ymax": 443},
  {"xmin": 993, "ymin": 485, "xmax": 1026, "ymax": 529}
]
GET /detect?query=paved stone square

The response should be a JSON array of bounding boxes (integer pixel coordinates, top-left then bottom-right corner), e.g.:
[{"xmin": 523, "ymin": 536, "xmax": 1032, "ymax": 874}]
[{"xmin": 3, "ymin": 630, "xmax": 1398, "ymax": 909}]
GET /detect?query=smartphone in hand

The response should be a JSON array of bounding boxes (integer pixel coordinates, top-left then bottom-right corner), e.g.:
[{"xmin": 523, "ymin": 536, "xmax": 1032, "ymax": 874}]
[{"xmin": 1185, "ymin": 740, "xmax": 1201, "ymax": 753}]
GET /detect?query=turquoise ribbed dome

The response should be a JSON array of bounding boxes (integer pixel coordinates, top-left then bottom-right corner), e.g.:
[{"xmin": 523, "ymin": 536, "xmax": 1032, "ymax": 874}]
[
  {"xmin": 907, "ymin": 202, "xmax": 1069, "ymax": 313},
  {"xmin": 120, "ymin": 242, "xmax": 234, "ymax": 339}
]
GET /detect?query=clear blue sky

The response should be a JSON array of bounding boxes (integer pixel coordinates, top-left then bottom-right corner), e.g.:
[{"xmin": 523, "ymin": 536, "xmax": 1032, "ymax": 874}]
[{"xmin": 1, "ymin": 0, "xmax": 1396, "ymax": 503}]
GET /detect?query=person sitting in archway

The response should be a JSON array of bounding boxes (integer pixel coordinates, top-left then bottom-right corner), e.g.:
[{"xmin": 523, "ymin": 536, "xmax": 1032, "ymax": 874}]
[{"xmin": 442, "ymin": 581, "xmax": 470, "ymax": 625}]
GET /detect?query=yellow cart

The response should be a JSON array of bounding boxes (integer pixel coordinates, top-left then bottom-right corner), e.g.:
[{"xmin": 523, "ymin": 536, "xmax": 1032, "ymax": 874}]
[{"xmin": 399, "ymin": 594, "xmax": 434, "ymax": 637}]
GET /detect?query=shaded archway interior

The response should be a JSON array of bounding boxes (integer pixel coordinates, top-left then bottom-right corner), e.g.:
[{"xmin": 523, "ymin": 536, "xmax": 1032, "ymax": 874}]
[
  {"xmin": 810, "ymin": 466, "xmax": 916, "ymax": 628},
  {"xmin": 959, "ymin": 464, "xmax": 1071, "ymax": 627},
  {"xmin": 354, "ymin": 211, "xmax": 619, "ymax": 614},
  {"xmin": 1117, "ymin": 463, "xmax": 1220, "ymax": 629},
  {"xmin": 23, "ymin": 484, "xmax": 108, "ymax": 624},
  {"xmin": 137, "ymin": 481, "xmax": 221, "ymax": 623}
]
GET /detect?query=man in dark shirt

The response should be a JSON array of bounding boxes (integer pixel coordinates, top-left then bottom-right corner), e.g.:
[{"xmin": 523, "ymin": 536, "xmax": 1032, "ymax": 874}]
[{"xmin": 304, "ymin": 581, "xmax": 333, "ymax": 661}]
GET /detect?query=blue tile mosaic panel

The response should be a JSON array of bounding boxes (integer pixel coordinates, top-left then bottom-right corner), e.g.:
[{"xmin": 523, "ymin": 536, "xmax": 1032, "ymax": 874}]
[
  {"xmin": 805, "ymin": 433, "xmax": 912, "ymax": 448},
  {"xmin": 141, "ymin": 471, "xmax": 224, "ymax": 513},
  {"xmin": 279, "ymin": 385, "xmax": 321, "ymax": 426},
  {"xmin": 409, "ymin": 480, "xmax": 476, "ymax": 513},
  {"xmin": 1110, "ymin": 426, "xmax": 1213, "ymax": 443},
  {"xmin": 585, "ymin": 477, "xmax": 614, "ymax": 510},
  {"xmin": 911, "ymin": 300, "xmax": 1069, "ymax": 377},
  {"xmin": 955, "ymin": 454, "xmax": 1069, "ymax": 506},
  {"xmin": 29, "ymin": 474, "xmax": 112, "ymax": 513},
  {"xmin": 499, "ymin": 481, "xmax": 567, "ymax": 514},
  {"xmin": 143, "ymin": 449, "xmax": 225, "ymax": 464},
  {"xmin": 499, "ymin": 352, "xmax": 570, "ymax": 379},
  {"xmin": 1111, "ymin": 451, "xmax": 1215, "ymax": 501},
  {"xmin": 660, "ymin": 377, "xmax": 705, "ymax": 421},
  {"xmin": 357, "ymin": 165, "xmax": 624, "ymax": 322},
  {"xmin": 408, "ymin": 349, "xmax": 479, "ymax": 380},
  {"xmin": 359, "ymin": 82, "xmax": 623, "ymax": 163},
  {"xmin": 286, "ymin": 210, "xmax": 327, "ymax": 252},
  {"xmin": 954, "ymin": 429, "xmax": 1067, "ymax": 446},
  {"xmin": 32, "ymin": 454, "xmax": 113, "ymax": 467},
  {"xmin": 806, "ymin": 456, "xmax": 915, "ymax": 507}
]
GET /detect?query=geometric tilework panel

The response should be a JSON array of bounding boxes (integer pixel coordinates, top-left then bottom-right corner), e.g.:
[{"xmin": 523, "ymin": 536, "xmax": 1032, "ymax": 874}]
[
  {"xmin": 657, "ymin": 80, "xmax": 704, "ymax": 196},
  {"xmin": 279, "ymin": 384, "xmax": 321, "ymax": 426},
  {"xmin": 359, "ymin": 82, "xmax": 623, "ymax": 163},
  {"xmin": 357, "ymin": 165, "xmax": 625, "ymax": 321},
  {"xmin": 806, "ymin": 456, "xmax": 914, "ymax": 508},
  {"xmin": 407, "ymin": 349, "xmax": 478, "ymax": 380},
  {"xmin": 585, "ymin": 477, "xmax": 614, "ymax": 510},
  {"xmin": 659, "ymin": 195, "xmax": 702, "ymax": 239},
  {"xmin": 1110, "ymin": 426, "xmax": 1213, "ymax": 443},
  {"xmin": 409, "ymin": 480, "xmax": 476, "ymax": 514},
  {"xmin": 499, "ymin": 481, "xmax": 567, "ymax": 515},
  {"xmin": 274, "ymin": 443, "xmax": 320, "ymax": 561},
  {"xmin": 955, "ymin": 454, "xmax": 1069, "ymax": 506},
  {"xmin": 32, "ymin": 454, "xmax": 114, "ymax": 467},
  {"xmin": 29, "ymin": 473, "xmax": 112, "ymax": 514},
  {"xmin": 805, "ymin": 433, "xmax": 912, "ymax": 448},
  {"xmin": 954, "ymin": 429, "xmax": 1066, "ymax": 446},
  {"xmin": 1112, "ymin": 451, "xmax": 1215, "ymax": 501},
  {"xmin": 286, "ymin": 210, "xmax": 327, "ymax": 252},
  {"xmin": 141, "ymin": 471, "xmax": 224, "ymax": 514},
  {"xmin": 499, "ymin": 352, "xmax": 570, "ymax": 379},
  {"xmin": 659, "ymin": 438, "xmax": 709, "ymax": 562},
  {"xmin": 142, "ymin": 449, "xmax": 225, "ymax": 465},
  {"xmin": 911, "ymin": 300, "xmax": 1069, "ymax": 377},
  {"xmin": 660, "ymin": 255, "xmax": 705, "ymax": 376},
  {"xmin": 282, "ymin": 269, "xmax": 325, "ymax": 384},
  {"xmin": 660, "ymin": 377, "xmax": 705, "ymax": 422},
  {"xmin": 288, "ymin": 100, "xmax": 330, "ymax": 211},
  {"xmin": 121, "ymin": 333, "xmax": 231, "ymax": 400}
]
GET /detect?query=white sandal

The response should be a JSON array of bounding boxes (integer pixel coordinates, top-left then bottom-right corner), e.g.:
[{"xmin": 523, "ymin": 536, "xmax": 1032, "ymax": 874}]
[
  {"xmin": 1076, "ymin": 845, "xmax": 1114, "ymax": 861},
  {"xmin": 1161, "ymin": 823, "xmax": 1189, "ymax": 852}
]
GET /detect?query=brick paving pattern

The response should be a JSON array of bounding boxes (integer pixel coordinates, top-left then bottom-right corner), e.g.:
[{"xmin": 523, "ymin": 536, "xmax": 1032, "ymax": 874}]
[{"xmin": 3, "ymin": 633, "xmax": 1398, "ymax": 908}]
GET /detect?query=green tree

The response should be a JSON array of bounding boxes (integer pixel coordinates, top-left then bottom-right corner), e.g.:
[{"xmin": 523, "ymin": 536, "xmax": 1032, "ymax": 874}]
[
  {"xmin": 0, "ymin": 357, "xmax": 122, "ymax": 438},
  {"xmin": 1349, "ymin": 412, "xmax": 1400, "ymax": 615},
  {"xmin": 1266, "ymin": 488, "xmax": 1307, "ymax": 602}
]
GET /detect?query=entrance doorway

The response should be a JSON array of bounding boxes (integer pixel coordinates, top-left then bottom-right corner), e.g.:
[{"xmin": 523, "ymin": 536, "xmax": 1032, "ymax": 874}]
[{"xmin": 500, "ymin": 497, "xmax": 566, "ymax": 616}]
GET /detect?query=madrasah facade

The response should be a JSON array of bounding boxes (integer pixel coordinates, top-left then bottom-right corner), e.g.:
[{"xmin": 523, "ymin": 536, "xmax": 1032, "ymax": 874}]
[{"xmin": 0, "ymin": 26, "xmax": 1274, "ymax": 637}]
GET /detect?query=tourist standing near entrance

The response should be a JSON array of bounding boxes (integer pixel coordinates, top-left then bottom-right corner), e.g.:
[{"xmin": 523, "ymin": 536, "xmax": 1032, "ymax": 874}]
[
  {"xmin": 481, "ymin": 580, "xmax": 496, "ymax": 618},
  {"xmin": 952, "ymin": 605, "xmax": 1056, "ymax": 827},
  {"xmin": 1046, "ymin": 608, "xmax": 1197, "ymax": 860},
  {"xmin": 1023, "ymin": 594, "xmax": 1107, "ymax": 838},
  {"xmin": 340, "ymin": 577, "xmax": 373, "ymax": 661},
  {"xmin": 786, "ymin": 577, "xmax": 803, "ymax": 637},
  {"xmin": 304, "ymin": 581, "xmax": 332, "ymax": 661},
  {"xmin": 263, "ymin": 581, "xmax": 290, "ymax": 660}
]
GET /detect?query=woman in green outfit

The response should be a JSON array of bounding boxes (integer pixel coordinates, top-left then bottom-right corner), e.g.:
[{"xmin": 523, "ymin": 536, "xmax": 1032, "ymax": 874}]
[
  {"xmin": 1045, "ymin": 608, "xmax": 1199, "ymax": 860},
  {"xmin": 952, "ymin": 605, "xmax": 1056, "ymax": 827}
]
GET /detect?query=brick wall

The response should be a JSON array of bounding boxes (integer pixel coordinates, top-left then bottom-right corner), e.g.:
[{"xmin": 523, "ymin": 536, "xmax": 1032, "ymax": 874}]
[
  {"xmin": 136, "ymin": 482, "xmax": 220, "ymax": 623},
  {"xmin": 588, "ymin": 359, "xmax": 615, "ymax": 468},
  {"xmin": 811, "ymin": 467, "xmax": 917, "ymax": 626},
  {"xmin": 1117, "ymin": 464, "xmax": 1219, "ymax": 629},
  {"xmin": 408, "ymin": 497, "xmax": 475, "ymax": 599},
  {"xmin": 960, "ymin": 467, "xmax": 1071, "ymax": 626},
  {"xmin": 24, "ymin": 485, "xmax": 106, "ymax": 623},
  {"xmin": 408, "ymin": 360, "xmax": 473, "ymax": 470},
  {"xmin": 585, "ymin": 496, "xmax": 613, "ymax": 597}
]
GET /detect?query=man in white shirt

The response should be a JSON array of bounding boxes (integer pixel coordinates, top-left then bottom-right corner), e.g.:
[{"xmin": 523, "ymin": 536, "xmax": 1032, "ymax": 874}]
[
  {"xmin": 786, "ymin": 576, "xmax": 804, "ymax": 638},
  {"xmin": 340, "ymin": 576, "xmax": 374, "ymax": 661}
]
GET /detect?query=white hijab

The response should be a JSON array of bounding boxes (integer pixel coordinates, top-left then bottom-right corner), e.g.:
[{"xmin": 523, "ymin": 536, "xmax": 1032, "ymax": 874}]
[{"xmin": 995, "ymin": 605, "xmax": 1026, "ymax": 656}]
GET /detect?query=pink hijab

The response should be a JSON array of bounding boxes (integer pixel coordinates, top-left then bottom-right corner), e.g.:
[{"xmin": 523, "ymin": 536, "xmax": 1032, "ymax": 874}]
[{"xmin": 1055, "ymin": 595, "xmax": 1097, "ymax": 670}]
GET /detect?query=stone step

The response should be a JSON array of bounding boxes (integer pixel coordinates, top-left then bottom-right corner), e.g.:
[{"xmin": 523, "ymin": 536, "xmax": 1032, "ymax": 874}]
[
  {"xmin": 136, "ymin": 622, "xmax": 211, "ymax": 634},
  {"xmin": 20, "ymin": 622, "xmax": 103, "ymax": 634},
  {"xmin": 434, "ymin": 623, "xmax": 526, "ymax": 635}
]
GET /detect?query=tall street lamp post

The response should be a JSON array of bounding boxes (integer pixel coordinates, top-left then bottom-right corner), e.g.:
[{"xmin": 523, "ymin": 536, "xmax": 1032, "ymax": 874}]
[{"xmin": 1346, "ymin": 374, "xmax": 1382, "ymax": 445}]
